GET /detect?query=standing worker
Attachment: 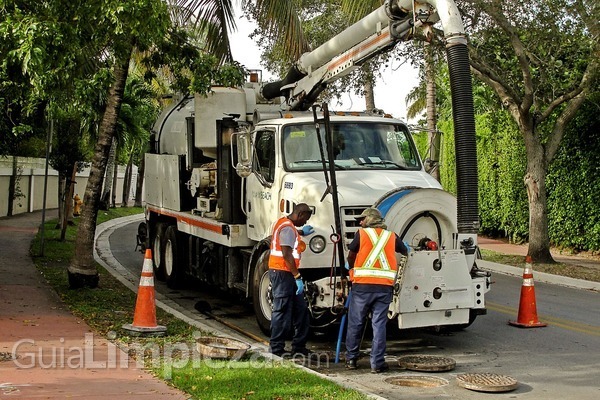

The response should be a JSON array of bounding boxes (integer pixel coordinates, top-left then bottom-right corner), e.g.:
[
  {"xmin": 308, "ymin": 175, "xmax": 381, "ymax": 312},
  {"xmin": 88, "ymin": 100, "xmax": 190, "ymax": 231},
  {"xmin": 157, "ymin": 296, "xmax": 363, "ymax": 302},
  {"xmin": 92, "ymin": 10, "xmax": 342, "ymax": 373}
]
[
  {"xmin": 345, "ymin": 207, "xmax": 409, "ymax": 373},
  {"xmin": 268, "ymin": 203, "xmax": 314, "ymax": 357}
]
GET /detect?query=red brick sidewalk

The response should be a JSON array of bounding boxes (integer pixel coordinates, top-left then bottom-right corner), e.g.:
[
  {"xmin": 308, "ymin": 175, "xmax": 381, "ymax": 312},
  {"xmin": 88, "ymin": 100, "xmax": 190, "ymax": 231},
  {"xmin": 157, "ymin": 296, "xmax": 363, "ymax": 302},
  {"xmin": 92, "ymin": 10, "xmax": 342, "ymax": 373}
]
[
  {"xmin": 0, "ymin": 211, "xmax": 187, "ymax": 399},
  {"xmin": 478, "ymin": 236, "xmax": 600, "ymax": 270}
]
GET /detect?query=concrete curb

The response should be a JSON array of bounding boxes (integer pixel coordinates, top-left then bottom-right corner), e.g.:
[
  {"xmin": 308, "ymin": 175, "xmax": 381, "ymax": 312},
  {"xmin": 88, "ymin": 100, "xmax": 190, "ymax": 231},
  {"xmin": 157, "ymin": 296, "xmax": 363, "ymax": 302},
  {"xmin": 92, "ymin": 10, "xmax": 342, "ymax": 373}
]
[
  {"xmin": 477, "ymin": 260, "xmax": 600, "ymax": 292},
  {"xmin": 94, "ymin": 214, "xmax": 387, "ymax": 400}
]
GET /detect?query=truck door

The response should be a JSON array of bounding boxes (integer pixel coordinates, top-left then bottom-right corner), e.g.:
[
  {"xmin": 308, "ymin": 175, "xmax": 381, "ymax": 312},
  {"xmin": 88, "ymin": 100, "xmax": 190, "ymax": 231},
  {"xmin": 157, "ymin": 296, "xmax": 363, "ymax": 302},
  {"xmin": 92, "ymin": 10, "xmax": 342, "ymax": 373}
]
[{"xmin": 246, "ymin": 128, "xmax": 279, "ymax": 241}]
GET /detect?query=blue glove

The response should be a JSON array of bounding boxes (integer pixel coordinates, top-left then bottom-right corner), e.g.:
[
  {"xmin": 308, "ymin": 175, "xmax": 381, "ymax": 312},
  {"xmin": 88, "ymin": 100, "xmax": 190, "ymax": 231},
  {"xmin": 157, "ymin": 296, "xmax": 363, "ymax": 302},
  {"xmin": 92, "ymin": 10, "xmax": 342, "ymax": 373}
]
[
  {"xmin": 344, "ymin": 261, "xmax": 350, "ymax": 270},
  {"xmin": 300, "ymin": 225, "xmax": 314, "ymax": 236},
  {"xmin": 403, "ymin": 241, "xmax": 412, "ymax": 254},
  {"xmin": 295, "ymin": 278, "xmax": 304, "ymax": 295}
]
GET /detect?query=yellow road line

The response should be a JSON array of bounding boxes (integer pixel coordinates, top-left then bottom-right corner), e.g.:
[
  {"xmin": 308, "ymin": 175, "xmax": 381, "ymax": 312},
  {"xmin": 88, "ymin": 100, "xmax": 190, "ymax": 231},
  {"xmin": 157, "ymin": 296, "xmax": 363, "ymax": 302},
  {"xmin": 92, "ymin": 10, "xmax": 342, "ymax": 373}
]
[{"xmin": 487, "ymin": 302, "xmax": 600, "ymax": 337}]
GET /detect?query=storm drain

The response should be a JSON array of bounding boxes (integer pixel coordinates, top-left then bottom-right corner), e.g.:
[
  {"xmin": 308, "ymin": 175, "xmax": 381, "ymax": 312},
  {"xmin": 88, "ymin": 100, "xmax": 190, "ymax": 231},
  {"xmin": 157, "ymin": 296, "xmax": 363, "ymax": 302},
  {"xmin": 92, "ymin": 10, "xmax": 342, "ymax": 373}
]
[
  {"xmin": 397, "ymin": 355, "xmax": 456, "ymax": 372},
  {"xmin": 0, "ymin": 352, "xmax": 17, "ymax": 362},
  {"xmin": 385, "ymin": 375, "xmax": 449, "ymax": 388},
  {"xmin": 456, "ymin": 373, "xmax": 518, "ymax": 392}
]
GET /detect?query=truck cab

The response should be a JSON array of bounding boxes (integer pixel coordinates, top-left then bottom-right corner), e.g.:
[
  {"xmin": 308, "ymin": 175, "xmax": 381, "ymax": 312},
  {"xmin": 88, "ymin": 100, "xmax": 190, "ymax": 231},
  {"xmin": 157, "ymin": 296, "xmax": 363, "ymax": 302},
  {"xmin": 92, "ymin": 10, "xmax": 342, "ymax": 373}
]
[{"xmin": 246, "ymin": 114, "xmax": 441, "ymax": 242}]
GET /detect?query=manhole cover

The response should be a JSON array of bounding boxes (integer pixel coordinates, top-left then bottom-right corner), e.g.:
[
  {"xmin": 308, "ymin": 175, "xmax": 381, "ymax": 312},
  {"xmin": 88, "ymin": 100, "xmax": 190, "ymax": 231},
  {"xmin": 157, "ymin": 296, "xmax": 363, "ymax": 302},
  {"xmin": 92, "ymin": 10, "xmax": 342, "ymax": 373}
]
[
  {"xmin": 456, "ymin": 373, "xmax": 518, "ymax": 392},
  {"xmin": 386, "ymin": 375, "xmax": 449, "ymax": 388},
  {"xmin": 0, "ymin": 352, "xmax": 17, "ymax": 362},
  {"xmin": 397, "ymin": 355, "xmax": 456, "ymax": 372},
  {"xmin": 196, "ymin": 336, "xmax": 250, "ymax": 360}
]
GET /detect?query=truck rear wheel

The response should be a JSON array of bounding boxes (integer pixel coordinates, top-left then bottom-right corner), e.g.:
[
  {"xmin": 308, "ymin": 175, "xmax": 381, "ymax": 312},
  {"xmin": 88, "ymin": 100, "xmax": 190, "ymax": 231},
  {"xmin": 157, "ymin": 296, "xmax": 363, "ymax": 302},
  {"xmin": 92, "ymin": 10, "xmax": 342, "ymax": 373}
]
[
  {"xmin": 152, "ymin": 222, "xmax": 166, "ymax": 280},
  {"xmin": 164, "ymin": 225, "xmax": 182, "ymax": 289},
  {"xmin": 252, "ymin": 250, "xmax": 272, "ymax": 335}
]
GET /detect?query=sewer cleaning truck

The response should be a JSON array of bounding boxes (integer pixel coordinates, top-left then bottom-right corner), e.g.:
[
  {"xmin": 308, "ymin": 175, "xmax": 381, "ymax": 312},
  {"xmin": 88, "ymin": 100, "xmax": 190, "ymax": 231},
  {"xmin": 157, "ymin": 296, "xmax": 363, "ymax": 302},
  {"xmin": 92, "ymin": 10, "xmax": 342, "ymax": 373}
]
[{"xmin": 144, "ymin": 0, "xmax": 491, "ymax": 334}]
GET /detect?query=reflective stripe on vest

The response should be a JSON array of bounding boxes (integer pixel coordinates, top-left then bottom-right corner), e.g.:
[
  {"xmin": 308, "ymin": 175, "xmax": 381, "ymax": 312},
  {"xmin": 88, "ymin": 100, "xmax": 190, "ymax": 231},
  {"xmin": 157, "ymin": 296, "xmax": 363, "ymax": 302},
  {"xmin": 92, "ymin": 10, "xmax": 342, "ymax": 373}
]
[
  {"xmin": 353, "ymin": 228, "xmax": 398, "ymax": 285},
  {"xmin": 268, "ymin": 217, "xmax": 300, "ymax": 271},
  {"xmin": 362, "ymin": 228, "xmax": 392, "ymax": 270}
]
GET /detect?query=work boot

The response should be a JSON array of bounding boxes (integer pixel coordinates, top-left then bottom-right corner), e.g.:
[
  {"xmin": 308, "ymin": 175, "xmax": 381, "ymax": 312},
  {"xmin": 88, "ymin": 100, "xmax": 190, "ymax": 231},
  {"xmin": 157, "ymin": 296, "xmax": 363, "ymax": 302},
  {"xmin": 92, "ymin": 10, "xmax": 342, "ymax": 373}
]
[
  {"xmin": 292, "ymin": 348, "xmax": 313, "ymax": 357},
  {"xmin": 371, "ymin": 362, "xmax": 389, "ymax": 374},
  {"xmin": 346, "ymin": 359, "xmax": 358, "ymax": 370}
]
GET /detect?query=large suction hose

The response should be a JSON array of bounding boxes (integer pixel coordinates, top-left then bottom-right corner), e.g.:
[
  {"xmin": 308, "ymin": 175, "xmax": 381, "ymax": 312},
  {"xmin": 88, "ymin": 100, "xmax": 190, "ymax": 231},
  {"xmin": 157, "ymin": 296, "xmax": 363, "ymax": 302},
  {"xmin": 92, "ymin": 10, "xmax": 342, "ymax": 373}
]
[{"xmin": 446, "ymin": 42, "xmax": 479, "ymax": 234}]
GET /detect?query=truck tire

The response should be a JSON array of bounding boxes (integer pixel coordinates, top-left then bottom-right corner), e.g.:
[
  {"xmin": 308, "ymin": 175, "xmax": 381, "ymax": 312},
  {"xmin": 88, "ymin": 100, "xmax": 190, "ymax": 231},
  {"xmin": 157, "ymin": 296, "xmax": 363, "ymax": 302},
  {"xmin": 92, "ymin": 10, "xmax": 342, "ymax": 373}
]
[
  {"xmin": 164, "ymin": 225, "xmax": 182, "ymax": 289},
  {"xmin": 152, "ymin": 222, "xmax": 166, "ymax": 280},
  {"xmin": 252, "ymin": 250, "xmax": 272, "ymax": 335}
]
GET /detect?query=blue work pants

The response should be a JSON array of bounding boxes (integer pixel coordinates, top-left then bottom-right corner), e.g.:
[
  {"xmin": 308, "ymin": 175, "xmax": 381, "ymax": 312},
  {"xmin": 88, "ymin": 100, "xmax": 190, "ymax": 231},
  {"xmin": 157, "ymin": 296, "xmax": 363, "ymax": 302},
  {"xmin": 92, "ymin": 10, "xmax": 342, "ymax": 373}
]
[
  {"xmin": 269, "ymin": 269, "xmax": 309, "ymax": 354},
  {"xmin": 345, "ymin": 289, "xmax": 392, "ymax": 369}
]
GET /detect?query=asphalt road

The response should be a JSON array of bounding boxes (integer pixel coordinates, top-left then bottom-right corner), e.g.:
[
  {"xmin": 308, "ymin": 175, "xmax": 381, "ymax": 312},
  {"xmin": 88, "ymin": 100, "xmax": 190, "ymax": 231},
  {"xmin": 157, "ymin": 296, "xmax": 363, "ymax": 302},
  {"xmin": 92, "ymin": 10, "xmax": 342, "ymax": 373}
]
[{"xmin": 102, "ymin": 216, "xmax": 600, "ymax": 399}]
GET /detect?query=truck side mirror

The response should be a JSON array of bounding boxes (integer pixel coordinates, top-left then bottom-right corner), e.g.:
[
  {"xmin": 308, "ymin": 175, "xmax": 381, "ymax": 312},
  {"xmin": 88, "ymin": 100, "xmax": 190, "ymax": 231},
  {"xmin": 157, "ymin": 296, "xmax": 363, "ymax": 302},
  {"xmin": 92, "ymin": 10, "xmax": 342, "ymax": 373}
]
[{"xmin": 231, "ymin": 128, "xmax": 252, "ymax": 178}]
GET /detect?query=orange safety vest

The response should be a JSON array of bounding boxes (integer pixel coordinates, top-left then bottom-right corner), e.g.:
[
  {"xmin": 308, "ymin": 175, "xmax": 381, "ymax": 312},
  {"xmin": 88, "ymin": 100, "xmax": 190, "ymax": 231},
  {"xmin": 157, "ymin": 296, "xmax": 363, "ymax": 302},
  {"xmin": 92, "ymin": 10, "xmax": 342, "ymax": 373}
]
[
  {"xmin": 351, "ymin": 228, "xmax": 398, "ymax": 286},
  {"xmin": 268, "ymin": 217, "xmax": 301, "ymax": 272}
]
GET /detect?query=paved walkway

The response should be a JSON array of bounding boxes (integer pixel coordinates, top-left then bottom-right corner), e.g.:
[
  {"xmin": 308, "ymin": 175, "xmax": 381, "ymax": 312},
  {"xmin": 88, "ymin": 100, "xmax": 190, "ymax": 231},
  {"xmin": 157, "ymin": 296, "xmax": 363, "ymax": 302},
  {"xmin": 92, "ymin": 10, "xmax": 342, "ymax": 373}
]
[{"xmin": 0, "ymin": 210, "xmax": 187, "ymax": 399}]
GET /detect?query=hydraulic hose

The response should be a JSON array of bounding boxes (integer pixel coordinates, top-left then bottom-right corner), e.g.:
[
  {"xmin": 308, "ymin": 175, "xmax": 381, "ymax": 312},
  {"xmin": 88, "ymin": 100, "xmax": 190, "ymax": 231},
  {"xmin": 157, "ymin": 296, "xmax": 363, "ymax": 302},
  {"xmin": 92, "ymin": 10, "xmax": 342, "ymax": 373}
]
[
  {"xmin": 446, "ymin": 42, "xmax": 479, "ymax": 234},
  {"xmin": 261, "ymin": 65, "xmax": 305, "ymax": 100}
]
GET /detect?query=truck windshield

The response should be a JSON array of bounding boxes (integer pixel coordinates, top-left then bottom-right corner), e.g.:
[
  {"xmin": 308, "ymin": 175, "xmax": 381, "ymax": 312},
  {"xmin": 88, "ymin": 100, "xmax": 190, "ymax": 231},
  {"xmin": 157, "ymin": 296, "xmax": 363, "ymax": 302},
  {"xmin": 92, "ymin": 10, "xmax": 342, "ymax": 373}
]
[{"xmin": 282, "ymin": 122, "xmax": 421, "ymax": 171}]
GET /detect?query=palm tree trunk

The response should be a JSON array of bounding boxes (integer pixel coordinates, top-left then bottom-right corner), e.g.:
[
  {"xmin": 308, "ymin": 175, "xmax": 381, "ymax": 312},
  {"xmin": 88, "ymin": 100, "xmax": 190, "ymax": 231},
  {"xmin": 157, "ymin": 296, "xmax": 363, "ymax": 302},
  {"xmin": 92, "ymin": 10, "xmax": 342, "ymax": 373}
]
[
  {"xmin": 100, "ymin": 137, "xmax": 117, "ymax": 210},
  {"xmin": 7, "ymin": 156, "xmax": 17, "ymax": 216},
  {"xmin": 68, "ymin": 49, "xmax": 132, "ymax": 288},
  {"xmin": 60, "ymin": 163, "xmax": 77, "ymax": 241},
  {"xmin": 111, "ymin": 151, "xmax": 118, "ymax": 208},
  {"xmin": 56, "ymin": 173, "xmax": 66, "ymax": 229},
  {"xmin": 121, "ymin": 145, "xmax": 134, "ymax": 207},
  {"xmin": 425, "ymin": 42, "xmax": 440, "ymax": 182},
  {"xmin": 134, "ymin": 152, "xmax": 145, "ymax": 207}
]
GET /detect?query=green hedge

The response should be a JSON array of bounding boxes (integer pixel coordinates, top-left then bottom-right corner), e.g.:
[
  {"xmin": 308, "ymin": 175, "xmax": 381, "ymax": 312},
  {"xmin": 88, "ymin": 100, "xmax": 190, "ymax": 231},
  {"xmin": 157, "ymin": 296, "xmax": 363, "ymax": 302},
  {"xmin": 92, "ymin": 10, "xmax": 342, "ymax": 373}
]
[
  {"xmin": 547, "ymin": 98, "xmax": 600, "ymax": 251},
  {"xmin": 433, "ymin": 96, "xmax": 600, "ymax": 251}
]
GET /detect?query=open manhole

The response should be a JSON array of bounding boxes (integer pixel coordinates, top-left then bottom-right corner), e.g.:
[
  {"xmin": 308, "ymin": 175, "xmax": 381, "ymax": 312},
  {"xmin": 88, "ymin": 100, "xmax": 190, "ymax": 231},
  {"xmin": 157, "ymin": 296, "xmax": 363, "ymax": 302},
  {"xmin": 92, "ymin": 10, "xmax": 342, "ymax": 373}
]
[
  {"xmin": 398, "ymin": 355, "xmax": 456, "ymax": 372},
  {"xmin": 456, "ymin": 373, "xmax": 518, "ymax": 393},
  {"xmin": 386, "ymin": 375, "xmax": 449, "ymax": 388}
]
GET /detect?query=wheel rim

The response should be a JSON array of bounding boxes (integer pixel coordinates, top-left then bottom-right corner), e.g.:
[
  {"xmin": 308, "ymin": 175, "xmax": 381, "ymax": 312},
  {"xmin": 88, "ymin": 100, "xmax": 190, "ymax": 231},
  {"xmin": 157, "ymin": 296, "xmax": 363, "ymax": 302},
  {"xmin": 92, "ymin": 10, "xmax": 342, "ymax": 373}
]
[
  {"xmin": 258, "ymin": 270, "xmax": 273, "ymax": 322},
  {"xmin": 165, "ymin": 239, "xmax": 173, "ymax": 277},
  {"xmin": 153, "ymin": 236, "xmax": 161, "ymax": 268}
]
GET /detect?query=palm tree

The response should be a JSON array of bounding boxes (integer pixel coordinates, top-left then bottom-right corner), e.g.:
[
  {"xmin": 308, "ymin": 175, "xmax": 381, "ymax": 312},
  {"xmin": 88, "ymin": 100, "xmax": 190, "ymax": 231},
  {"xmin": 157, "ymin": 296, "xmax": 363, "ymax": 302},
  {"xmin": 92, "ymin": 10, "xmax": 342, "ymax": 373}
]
[
  {"xmin": 68, "ymin": 0, "xmax": 309, "ymax": 287},
  {"xmin": 117, "ymin": 77, "xmax": 159, "ymax": 207},
  {"xmin": 68, "ymin": 0, "xmax": 170, "ymax": 288}
]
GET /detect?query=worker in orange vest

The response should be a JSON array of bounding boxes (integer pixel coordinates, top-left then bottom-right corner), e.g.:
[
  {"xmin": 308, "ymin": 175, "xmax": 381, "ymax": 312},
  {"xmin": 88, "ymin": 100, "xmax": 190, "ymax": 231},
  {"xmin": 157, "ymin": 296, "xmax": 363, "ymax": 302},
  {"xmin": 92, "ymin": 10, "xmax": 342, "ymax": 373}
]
[
  {"xmin": 345, "ymin": 207, "xmax": 409, "ymax": 373},
  {"xmin": 268, "ymin": 203, "xmax": 314, "ymax": 357}
]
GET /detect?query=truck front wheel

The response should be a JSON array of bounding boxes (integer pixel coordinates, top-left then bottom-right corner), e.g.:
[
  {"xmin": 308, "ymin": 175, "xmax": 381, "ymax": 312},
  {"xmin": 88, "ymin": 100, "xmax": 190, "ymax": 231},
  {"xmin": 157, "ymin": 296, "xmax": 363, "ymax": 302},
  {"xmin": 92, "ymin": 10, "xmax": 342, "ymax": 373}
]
[
  {"xmin": 252, "ymin": 250, "xmax": 272, "ymax": 335},
  {"xmin": 164, "ymin": 225, "xmax": 182, "ymax": 289}
]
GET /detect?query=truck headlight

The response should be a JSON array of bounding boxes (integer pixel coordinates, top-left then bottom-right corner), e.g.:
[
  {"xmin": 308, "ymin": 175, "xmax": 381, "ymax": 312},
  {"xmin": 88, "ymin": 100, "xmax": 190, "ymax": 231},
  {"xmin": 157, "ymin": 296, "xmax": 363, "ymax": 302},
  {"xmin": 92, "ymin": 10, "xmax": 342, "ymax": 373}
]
[{"xmin": 309, "ymin": 235, "xmax": 326, "ymax": 253}]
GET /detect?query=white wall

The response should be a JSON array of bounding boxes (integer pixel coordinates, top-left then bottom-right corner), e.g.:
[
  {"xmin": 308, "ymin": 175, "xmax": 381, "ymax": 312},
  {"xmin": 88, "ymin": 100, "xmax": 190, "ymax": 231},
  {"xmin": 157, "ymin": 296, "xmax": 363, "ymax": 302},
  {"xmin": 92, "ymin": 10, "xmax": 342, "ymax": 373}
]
[{"xmin": 0, "ymin": 156, "xmax": 138, "ymax": 217}]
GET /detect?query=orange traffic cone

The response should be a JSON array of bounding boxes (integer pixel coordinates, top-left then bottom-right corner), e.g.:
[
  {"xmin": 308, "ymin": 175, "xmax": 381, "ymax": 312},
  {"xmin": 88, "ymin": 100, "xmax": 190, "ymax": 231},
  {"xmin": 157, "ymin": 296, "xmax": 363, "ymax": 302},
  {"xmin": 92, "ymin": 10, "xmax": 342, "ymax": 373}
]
[
  {"xmin": 122, "ymin": 249, "xmax": 167, "ymax": 336},
  {"xmin": 509, "ymin": 256, "xmax": 547, "ymax": 328}
]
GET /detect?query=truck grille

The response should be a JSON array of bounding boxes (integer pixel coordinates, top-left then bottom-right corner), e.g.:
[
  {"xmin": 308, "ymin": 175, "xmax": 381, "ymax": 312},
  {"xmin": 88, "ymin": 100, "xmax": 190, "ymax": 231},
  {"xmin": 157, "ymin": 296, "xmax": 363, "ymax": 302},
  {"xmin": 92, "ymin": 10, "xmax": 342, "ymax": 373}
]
[{"xmin": 340, "ymin": 207, "xmax": 368, "ymax": 248}]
